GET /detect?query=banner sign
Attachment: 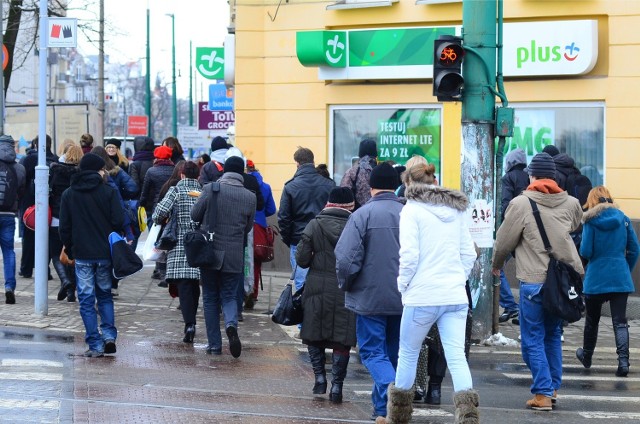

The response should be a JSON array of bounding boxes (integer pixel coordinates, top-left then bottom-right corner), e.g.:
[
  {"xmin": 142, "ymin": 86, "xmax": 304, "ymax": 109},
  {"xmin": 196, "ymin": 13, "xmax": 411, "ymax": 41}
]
[{"xmin": 198, "ymin": 102, "xmax": 235, "ymax": 131}]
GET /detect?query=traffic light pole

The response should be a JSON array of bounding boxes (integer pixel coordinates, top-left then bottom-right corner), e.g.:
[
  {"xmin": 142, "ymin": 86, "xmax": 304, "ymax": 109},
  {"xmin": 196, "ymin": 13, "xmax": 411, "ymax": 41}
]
[{"xmin": 461, "ymin": 0, "xmax": 498, "ymax": 340}]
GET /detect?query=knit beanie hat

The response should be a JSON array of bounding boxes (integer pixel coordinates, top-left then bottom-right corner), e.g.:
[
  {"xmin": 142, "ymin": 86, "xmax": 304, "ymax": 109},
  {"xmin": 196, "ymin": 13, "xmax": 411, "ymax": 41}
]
[
  {"xmin": 154, "ymin": 145, "xmax": 173, "ymax": 160},
  {"xmin": 527, "ymin": 152, "xmax": 556, "ymax": 179},
  {"xmin": 106, "ymin": 138, "xmax": 121, "ymax": 149},
  {"xmin": 211, "ymin": 136, "xmax": 228, "ymax": 152},
  {"xmin": 224, "ymin": 156, "xmax": 245, "ymax": 174},
  {"xmin": 369, "ymin": 162, "xmax": 399, "ymax": 190},
  {"xmin": 542, "ymin": 144, "xmax": 560, "ymax": 157},
  {"xmin": 326, "ymin": 187, "xmax": 355, "ymax": 211},
  {"xmin": 359, "ymin": 138, "xmax": 378, "ymax": 158},
  {"xmin": 79, "ymin": 153, "xmax": 105, "ymax": 172}
]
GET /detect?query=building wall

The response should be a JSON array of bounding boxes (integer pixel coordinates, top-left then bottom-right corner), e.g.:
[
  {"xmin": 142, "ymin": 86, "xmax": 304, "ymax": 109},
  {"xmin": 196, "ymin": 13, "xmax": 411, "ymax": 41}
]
[{"xmin": 234, "ymin": 0, "xmax": 640, "ymax": 217}]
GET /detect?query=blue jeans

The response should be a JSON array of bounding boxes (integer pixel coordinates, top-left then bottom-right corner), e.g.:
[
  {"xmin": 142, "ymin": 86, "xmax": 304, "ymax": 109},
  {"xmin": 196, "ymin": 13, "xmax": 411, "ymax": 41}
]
[
  {"xmin": 356, "ymin": 314, "xmax": 401, "ymax": 417},
  {"xmin": 0, "ymin": 215, "xmax": 16, "ymax": 292},
  {"xmin": 395, "ymin": 305, "xmax": 472, "ymax": 392},
  {"xmin": 519, "ymin": 282, "xmax": 563, "ymax": 397},
  {"xmin": 499, "ymin": 269, "xmax": 518, "ymax": 312},
  {"xmin": 201, "ymin": 269, "xmax": 241, "ymax": 349},
  {"xmin": 75, "ymin": 260, "xmax": 116, "ymax": 352},
  {"xmin": 289, "ymin": 245, "xmax": 308, "ymax": 291}
]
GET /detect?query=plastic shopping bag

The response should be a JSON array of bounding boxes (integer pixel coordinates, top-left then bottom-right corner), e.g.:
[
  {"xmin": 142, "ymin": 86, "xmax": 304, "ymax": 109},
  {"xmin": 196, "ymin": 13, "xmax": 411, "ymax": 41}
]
[{"xmin": 142, "ymin": 223, "xmax": 163, "ymax": 261}]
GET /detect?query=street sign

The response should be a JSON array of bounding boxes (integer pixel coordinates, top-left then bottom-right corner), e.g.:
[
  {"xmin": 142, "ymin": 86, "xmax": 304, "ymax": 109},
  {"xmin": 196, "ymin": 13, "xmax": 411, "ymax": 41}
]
[
  {"xmin": 47, "ymin": 18, "xmax": 78, "ymax": 48},
  {"xmin": 195, "ymin": 47, "xmax": 224, "ymax": 80},
  {"xmin": 208, "ymin": 83, "xmax": 233, "ymax": 111},
  {"xmin": 127, "ymin": 115, "xmax": 148, "ymax": 136},
  {"xmin": 198, "ymin": 102, "xmax": 235, "ymax": 131},
  {"xmin": 2, "ymin": 44, "xmax": 8, "ymax": 71}
]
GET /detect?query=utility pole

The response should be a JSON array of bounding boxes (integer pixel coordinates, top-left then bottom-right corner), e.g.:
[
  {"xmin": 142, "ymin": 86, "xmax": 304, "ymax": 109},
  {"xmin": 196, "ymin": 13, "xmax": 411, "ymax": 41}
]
[
  {"xmin": 189, "ymin": 41, "xmax": 193, "ymax": 126},
  {"xmin": 167, "ymin": 13, "xmax": 177, "ymax": 137},
  {"xmin": 98, "ymin": 0, "xmax": 104, "ymax": 137},
  {"xmin": 0, "ymin": 2, "xmax": 5, "ymax": 136},
  {"xmin": 146, "ymin": 8, "xmax": 151, "ymax": 137},
  {"xmin": 461, "ymin": 0, "xmax": 498, "ymax": 340}
]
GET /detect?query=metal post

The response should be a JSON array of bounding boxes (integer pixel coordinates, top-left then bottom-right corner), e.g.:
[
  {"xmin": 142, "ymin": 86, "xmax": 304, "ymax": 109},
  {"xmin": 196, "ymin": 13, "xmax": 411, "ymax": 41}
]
[
  {"xmin": 169, "ymin": 13, "xmax": 177, "ymax": 137},
  {"xmin": 98, "ymin": 0, "xmax": 104, "ymax": 136},
  {"xmin": 189, "ymin": 41, "xmax": 193, "ymax": 126},
  {"xmin": 35, "ymin": 0, "xmax": 49, "ymax": 315},
  {"xmin": 461, "ymin": 0, "xmax": 498, "ymax": 340},
  {"xmin": 0, "ymin": 2, "xmax": 5, "ymax": 136},
  {"xmin": 145, "ymin": 8, "xmax": 151, "ymax": 137}
]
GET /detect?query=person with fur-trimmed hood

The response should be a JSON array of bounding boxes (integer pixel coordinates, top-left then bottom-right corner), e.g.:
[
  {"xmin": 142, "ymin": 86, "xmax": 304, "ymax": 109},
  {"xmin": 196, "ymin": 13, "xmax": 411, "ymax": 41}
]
[{"xmin": 375, "ymin": 163, "xmax": 478, "ymax": 424}]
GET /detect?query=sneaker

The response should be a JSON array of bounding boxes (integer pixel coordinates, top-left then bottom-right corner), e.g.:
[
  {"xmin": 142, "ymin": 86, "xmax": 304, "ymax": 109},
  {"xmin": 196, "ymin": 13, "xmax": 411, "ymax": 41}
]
[
  {"xmin": 111, "ymin": 288, "xmax": 119, "ymax": 297},
  {"xmin": 5, "ymin": 290, "xmax": 15, "ymax": 304},
  {"xmin": 499, "ymin": 310, "xmax": 519, "ymax": 323},
  {"xmin": 226, "ymin": 326, "xmax": 242, "ymax": 358},
  {"xmin": 83, "ymin": 349, "xmax": 104, "ymax": 358},
  {"xmin": 206, "ymin": 346, "xmax": 222, "ymax": 355},
  {"xmin": 526, "ymin": 394, "xmax": 552, "ymax": 411},
  {"xmin": 104, "ymin": 339, "xmax": 116, "ymax": 354}
]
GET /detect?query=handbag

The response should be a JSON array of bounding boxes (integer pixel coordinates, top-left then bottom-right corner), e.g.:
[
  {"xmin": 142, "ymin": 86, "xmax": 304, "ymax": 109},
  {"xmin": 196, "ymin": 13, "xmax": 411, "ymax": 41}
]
[
  {"xmin": 109, "ymin": 232, "xmax": 144, "ymax": 279},
  {"xmin": 184, "ymin": 182, "xmax": 224, "ymax": 269},
  {"xmin": 529, "ymin": 198, "xmax": 584, "ymax": 323},
  {"xmin": 271, "ymin": 283, "xmax": 304, "ymax": 326},
  {"xmin": 254, "ymin": 224, "xmax": 277, "ymax": 263},
  {"xmin": 22, "ymin": 204, "xmax": 52, "ymax": 231},
  {"xmin": 155, "ymin": 211, "xmax": 178, "ymax": 251},
  {"xmin": 60, "ymin": 246, "xmax": 75, "ymax": 266}
]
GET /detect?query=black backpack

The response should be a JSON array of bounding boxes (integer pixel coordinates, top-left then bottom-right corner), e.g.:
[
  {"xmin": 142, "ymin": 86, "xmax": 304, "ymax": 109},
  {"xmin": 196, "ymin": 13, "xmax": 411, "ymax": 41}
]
[{"xmin": 0, "ymin": 160, "xmax": 18, "ymax": 211}]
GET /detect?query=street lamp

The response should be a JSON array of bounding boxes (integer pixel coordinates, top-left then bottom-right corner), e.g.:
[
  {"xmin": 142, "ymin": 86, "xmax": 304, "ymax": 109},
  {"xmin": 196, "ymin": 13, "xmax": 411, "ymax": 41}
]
[{"xmin": 166, "ymin": 13, "xmax": 177, "ymax": 137}]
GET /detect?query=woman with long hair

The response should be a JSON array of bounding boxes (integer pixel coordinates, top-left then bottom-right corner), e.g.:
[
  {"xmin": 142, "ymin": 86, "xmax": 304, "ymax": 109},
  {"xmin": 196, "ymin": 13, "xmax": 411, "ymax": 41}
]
[
  {"xmin": 105, "ymin": 139, "xmax": 130, "ymax": 173},
  {"xmin": 576, "ymin": 186, "xmax": 639, "ymax": 377},
  {"xmin": 153, "ymin": 161, "xmax": 202, "ymax": 343},
  {"xmin": 49, "ymin": 145, "xmax": 83, "ymax": 302},
  {"xmin": 295, "ymin": 187, "xmax": 356, "ymax": 404},
  {"xmin": 377, "ymin": 163, "xmax": 478, "ymax": 424},
  {"xmin": 162, "ymin": 136, "xmax": 185, "ymax": 164}
]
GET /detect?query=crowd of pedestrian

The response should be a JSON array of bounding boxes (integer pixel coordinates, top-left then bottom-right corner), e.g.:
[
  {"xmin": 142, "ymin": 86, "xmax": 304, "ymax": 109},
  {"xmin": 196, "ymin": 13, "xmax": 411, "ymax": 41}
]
[{"xmin": 1, "ymin": 132, "xmax": 638, "ymax": 424}]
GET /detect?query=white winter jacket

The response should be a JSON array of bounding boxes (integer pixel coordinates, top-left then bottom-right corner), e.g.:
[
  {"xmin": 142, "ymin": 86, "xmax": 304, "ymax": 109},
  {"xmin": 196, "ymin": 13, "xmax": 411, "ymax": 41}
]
[{"xmin": 397, "ymin": 183, "xmax": 476, "ymax": 307}]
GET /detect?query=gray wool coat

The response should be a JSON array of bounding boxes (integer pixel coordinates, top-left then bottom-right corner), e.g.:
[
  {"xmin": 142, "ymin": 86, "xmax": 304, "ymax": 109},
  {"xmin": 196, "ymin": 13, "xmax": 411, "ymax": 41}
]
[
  {"xmin": 296, "ymin": 207, "xmax": 357, "ymax": 347},
  {"xmin": 190, "ymin": 173, "xmax": 256, "ymax": 274},
  {"xmin": 152, "ymin": 178, "xmax": 202, "ymax": 281}
]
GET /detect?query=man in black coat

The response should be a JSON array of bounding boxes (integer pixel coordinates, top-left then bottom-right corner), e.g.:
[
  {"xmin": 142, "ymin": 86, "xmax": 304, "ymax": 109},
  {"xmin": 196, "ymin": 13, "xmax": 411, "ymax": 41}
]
[
  {"xmin": 59, "ymin": 153, "xmax": 124, "ymax": 357},
  {"xmin": 278, "ymin": 147, "xmax": 334, "ymax": 294},
  {"xmin": 18, "ymin": 134, "xmax": 58, "ymax": 279}
]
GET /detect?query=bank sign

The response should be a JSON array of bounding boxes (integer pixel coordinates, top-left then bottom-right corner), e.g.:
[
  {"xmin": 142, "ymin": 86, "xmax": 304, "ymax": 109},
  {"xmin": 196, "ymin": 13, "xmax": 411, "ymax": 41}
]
[{"xmin": 297, "ymin": 20, "xmax": 597, "ymax": 80}]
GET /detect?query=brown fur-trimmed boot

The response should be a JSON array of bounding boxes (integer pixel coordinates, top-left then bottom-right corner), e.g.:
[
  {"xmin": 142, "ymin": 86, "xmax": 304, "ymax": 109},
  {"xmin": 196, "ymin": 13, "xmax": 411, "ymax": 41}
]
[
  {"xmin": 453, "ymin": 389, "xmax": 480, "ymax": 424},
  {"xmin": 376, "ymin": 383, "xmax": 414, "ymax": 424}
]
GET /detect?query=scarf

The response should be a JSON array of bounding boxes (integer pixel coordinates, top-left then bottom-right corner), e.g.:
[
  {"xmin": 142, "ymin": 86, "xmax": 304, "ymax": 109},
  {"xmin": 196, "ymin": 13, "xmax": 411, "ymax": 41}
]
[{"xmin": 526, "ymin": 179, "xmax": 563, "ymax": 194}]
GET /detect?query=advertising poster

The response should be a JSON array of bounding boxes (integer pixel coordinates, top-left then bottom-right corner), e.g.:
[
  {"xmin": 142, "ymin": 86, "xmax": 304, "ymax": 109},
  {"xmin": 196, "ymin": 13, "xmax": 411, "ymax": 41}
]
[
  {"xmin": 468, "ymin": 198, "xmax": 494, "ymax": 248},
  {"xmin": 500, "ymin": 109, "xmax": 555, "ymax": 170}
]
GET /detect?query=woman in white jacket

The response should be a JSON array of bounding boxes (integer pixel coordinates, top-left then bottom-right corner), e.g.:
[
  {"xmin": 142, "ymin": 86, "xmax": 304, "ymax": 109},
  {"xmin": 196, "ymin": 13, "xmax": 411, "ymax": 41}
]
[{"xmin": 377, "ymin": 163, "xmax": 479, "ymax": 424}]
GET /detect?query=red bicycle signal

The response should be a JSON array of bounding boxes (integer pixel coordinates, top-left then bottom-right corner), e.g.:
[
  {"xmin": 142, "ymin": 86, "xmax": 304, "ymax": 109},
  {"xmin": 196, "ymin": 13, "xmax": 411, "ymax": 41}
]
[{"xmin": 439, "ymin": 45, "xmax": 463, "ymax": 66}]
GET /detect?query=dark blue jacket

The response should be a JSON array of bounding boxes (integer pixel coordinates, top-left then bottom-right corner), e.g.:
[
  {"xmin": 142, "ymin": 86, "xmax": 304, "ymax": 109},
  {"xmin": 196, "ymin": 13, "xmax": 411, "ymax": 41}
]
[
  {"xmin": 580, "ymin": 203, "xmax": 640, "ymax": 295},
  {"xmin": 250, "ymin": 170, "xmax": 276, "ymax": 228},
  {"xmin": 335, "ymin": 192, "xmax": 404, "ymax": 316}
]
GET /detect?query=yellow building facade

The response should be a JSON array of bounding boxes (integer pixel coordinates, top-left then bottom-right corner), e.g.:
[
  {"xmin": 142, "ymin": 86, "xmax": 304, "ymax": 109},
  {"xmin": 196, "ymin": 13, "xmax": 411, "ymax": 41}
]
[{"xmin": 228, "ymin": 0, "xmax": 640, "ymax": 218}]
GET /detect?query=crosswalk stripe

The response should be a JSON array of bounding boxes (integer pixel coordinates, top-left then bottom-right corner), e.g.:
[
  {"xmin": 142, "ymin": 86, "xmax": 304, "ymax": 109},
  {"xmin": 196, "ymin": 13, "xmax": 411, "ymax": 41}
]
[
  {"xmin": 580, "ymin": 412, "xmax": 640, "ymax": 419},
  {"xmin": 561, "ymin": 394, "xmax": 640, "ymax": 403},
  {"xmin": 0, "ymin": 372, "xmax": 62, "ymax": 381},
  {"xmin": 1, "ymin": 359, "xmax": 63, "ymax": 368},
  {"xmin": 413, "ymin": 409, "xmax": 453, "ymax": 417},
  {"xmin": 0, "ymin": 399, "xmax": 60, "ymax": 409},
  {"xmin": 503, "ymin": 373, "xmax": 640, "ymax": 382}
]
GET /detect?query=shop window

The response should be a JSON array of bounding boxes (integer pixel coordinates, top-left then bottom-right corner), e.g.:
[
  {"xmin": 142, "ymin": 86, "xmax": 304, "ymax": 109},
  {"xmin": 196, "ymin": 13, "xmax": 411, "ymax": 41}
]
[
  {"xmin": 331, "ymin": 106, "xmax": 442, "ymax": 184},
  {"xmin": 501, "ymin": 103, "xmax": 604, "ymax": 186}
]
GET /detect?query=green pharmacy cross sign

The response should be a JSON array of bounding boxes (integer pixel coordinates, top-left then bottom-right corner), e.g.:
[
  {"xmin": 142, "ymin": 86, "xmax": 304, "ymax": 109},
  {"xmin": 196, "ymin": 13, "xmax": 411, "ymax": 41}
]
[
  {"xmin": 196, "ymin": 47, "xmax": 224, "ymax": 80},
  {"xmin": 296, "ymin": 26, "xmax": 457, "ymax": 80}
]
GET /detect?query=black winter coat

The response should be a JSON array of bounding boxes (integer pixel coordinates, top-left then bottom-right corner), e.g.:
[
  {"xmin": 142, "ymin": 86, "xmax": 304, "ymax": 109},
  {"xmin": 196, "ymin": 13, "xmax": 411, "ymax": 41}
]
[
  {"xmin": 296, "ymin": 208, "xmax": 357, "ymax": 347},
  {"xmin": 500, "ymin": 163, "xmax": 529, "ymax": 218},
  {"xmin": 59, "ymin": 171, "xmax": 124, "ymax": 261},
  {"xmin": 128, "ymin": 150, "xmax": 155, "ymax": 199},
  {"xmin": 49, "ymin": 162, "xmax": 80, "ymax": 219},
  {"xmin": 139, "ymin": 160, "xmax": 175, "ymax": 214},
  {"xmin": 277, "ymin": 164, "xmax": 335, "ymax": 246}
]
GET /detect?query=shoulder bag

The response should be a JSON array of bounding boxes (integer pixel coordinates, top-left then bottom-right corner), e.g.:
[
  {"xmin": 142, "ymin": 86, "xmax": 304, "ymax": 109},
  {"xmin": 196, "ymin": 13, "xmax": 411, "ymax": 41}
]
[
  {"xmin": 528, "ymin": 198, "xmax": 584, "ymax": 323},
  {"xmin": 184, "ymin": 182, "xmax": 224, "ymax": 269},
  {"xmin": 155, "ymin": 209, "xmax": 179, "ymax": 251}
]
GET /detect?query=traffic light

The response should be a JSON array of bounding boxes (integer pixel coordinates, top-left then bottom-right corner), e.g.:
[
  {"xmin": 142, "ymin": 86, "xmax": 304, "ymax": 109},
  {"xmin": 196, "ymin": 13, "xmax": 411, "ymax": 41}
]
[{"xmin": 433, "ymin": 35, "xmax": 464, "ymax": 101}]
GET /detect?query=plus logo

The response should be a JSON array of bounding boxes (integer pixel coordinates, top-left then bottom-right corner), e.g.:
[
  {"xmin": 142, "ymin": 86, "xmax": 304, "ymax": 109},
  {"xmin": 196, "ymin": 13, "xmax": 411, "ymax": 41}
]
[
  {"xmin": 324, "ymin": 33, "xmax": 347, "ymax": 67},
  {"xmin": 564, "ymin": 42, "xmax": 580, "ymax": 61},
  {"xmin": 196, "ymin": 47, "xmax": 225, "ymax": 80}
]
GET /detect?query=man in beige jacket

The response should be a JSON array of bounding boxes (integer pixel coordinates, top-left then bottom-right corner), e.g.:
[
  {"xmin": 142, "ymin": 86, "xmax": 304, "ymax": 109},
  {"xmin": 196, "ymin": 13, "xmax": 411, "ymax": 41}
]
[{"xmin": 491, "ymin": 152, "xmax": 583, "ymax": 412}]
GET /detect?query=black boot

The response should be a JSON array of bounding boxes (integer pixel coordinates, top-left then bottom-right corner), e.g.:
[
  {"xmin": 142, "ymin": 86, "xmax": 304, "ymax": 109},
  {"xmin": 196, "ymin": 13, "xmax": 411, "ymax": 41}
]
[
  {"xmin": 425, "ymin": 382, "xmax": 442, "ymax": 405},
  {"xmin": 307, "ymin": 346, "xmax": 327, "ymax": 394},
  {"xmin": 329, "ymin": 352, "xmax": 349, "ymax": 404},
  {"xmin": 576, "ymin": 316, "xmax": 598, "ymax": 368},
  {"xmin": 614, "ymin": 323, "xmax": 630, "ymax": 377},
  {"xmin": 183, "ymin": 323, "xmax": 196, "ymax": 343},
  {"xmin": 66, "ymin": 283, "xmax": 76, "ymax": 302},
  {"xmin": 52, "ymin": 257, "xmax": 72, "ymax": 301}
]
